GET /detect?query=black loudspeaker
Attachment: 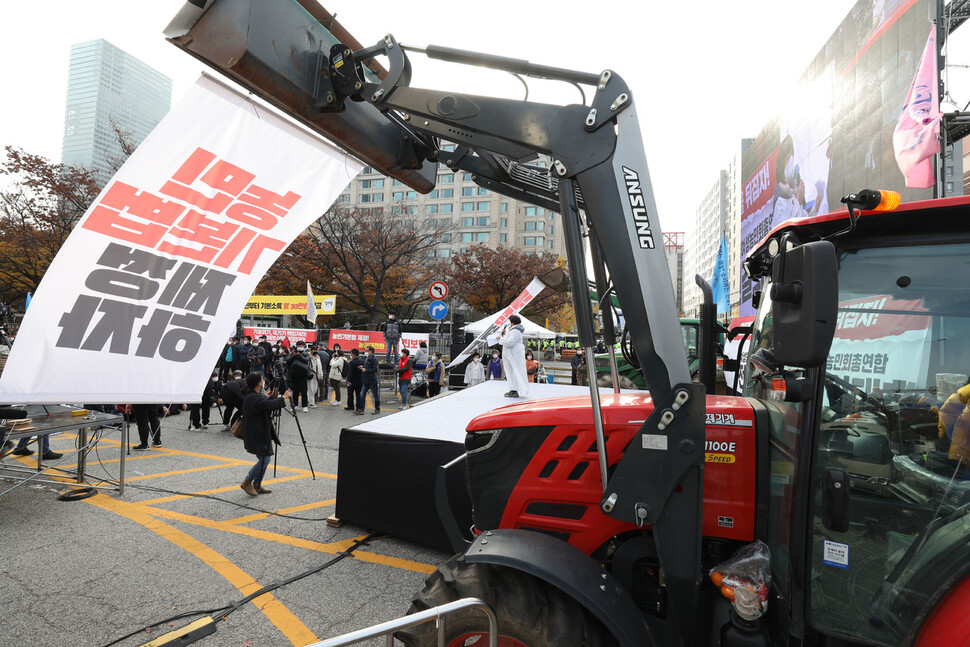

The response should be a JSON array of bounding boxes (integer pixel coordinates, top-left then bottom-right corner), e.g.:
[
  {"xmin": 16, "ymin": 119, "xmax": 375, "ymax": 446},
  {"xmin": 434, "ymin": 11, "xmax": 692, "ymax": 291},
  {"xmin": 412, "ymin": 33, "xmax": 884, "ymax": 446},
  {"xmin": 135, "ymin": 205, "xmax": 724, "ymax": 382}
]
[{"xmin": 452, "ymin": 313, "xmax": 466, "ymax": 345}]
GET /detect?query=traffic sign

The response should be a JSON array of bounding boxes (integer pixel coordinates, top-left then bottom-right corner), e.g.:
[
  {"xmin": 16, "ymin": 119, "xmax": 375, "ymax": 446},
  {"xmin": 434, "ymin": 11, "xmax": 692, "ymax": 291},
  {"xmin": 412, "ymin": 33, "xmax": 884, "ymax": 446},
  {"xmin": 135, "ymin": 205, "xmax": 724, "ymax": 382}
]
[
  {"xmin": 429, "ymin": 300, "xmax": 449, "ymax": 320},
  {"xmin": 428, "ymin": 281, "xmax": 449, "ymax": 300}
]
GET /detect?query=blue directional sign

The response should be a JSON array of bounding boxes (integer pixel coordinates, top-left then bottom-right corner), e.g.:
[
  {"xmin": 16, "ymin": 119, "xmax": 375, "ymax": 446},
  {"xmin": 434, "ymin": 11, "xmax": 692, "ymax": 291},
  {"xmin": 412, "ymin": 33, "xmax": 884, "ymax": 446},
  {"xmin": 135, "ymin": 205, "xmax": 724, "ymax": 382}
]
[{"xmin": 429, "ymin": 300, "xmax": 448, "ymax": 320}]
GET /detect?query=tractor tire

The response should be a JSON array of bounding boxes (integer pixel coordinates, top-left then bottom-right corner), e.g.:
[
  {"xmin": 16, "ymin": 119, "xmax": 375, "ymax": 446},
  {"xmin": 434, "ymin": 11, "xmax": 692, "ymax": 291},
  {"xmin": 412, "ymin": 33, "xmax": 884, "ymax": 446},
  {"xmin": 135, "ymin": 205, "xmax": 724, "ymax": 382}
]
[
  {"xmin": 597, "ymin": 373, "xmax": 639, "ymax": 391},
  {"xmin": 396, "ymin": 554, "xmax": 618, "ymax": 647}
]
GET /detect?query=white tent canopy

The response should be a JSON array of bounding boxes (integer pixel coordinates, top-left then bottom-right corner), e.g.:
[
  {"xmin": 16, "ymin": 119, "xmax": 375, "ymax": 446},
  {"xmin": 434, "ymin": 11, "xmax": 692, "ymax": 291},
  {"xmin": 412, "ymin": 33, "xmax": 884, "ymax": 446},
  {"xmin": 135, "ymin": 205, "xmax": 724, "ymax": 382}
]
[{"xmin": 465, "ymin": 312, "xmax": 557, "ymax": 339}]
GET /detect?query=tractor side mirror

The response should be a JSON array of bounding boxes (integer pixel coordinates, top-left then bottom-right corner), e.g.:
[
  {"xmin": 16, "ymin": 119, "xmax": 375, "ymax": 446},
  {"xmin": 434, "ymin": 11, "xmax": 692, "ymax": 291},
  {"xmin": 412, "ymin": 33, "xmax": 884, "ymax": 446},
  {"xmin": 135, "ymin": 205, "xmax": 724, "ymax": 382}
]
[{"xmin": 770, "ymin": 240, "xmax": 837, "ymax": 367}]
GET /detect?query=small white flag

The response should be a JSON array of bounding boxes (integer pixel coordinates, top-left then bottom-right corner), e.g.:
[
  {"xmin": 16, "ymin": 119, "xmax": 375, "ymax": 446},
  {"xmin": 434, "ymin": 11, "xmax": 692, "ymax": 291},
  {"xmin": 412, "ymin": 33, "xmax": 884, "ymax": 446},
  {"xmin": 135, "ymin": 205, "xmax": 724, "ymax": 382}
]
[{"xmin": 307, "ymin": 280, "xmax": 318, "ymax": 324}]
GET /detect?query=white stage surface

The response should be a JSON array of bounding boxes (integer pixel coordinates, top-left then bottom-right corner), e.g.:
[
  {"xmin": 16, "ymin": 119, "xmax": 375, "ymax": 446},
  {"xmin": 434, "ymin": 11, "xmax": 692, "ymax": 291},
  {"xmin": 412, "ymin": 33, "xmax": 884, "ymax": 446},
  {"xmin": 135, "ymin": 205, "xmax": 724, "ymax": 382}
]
[
  {"xmin": 350, "ymin": 380, "xmax": 597, "ymax": 441},
  {"xmin": 335, "ymin": 380, "xmax": 602, "ymax": 549}
]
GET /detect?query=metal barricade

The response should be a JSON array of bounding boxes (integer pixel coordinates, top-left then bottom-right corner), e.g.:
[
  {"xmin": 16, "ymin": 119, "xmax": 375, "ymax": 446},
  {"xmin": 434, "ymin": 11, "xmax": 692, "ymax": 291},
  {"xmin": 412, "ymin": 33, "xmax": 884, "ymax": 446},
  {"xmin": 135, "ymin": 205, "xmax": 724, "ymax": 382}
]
[{"xmin": 306, "ymin": 597, "xmax": 497, "ymax": 647}]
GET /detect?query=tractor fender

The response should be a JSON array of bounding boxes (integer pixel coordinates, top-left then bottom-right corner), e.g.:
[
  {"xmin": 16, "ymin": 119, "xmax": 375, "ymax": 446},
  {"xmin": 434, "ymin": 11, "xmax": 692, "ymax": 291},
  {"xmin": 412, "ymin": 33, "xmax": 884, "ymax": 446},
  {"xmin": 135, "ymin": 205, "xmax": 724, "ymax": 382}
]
[{"xmin": 464, "ymin": 528, "xmax": 652, "ymax": 647}]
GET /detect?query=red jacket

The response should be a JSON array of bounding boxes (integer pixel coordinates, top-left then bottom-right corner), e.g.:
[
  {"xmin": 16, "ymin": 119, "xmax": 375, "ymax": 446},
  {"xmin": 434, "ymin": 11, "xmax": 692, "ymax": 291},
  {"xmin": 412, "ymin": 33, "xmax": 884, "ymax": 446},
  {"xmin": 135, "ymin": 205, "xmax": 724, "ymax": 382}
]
[{"xmin": 398, "ymin": 356, "xmax": 413, "ymax": 381}]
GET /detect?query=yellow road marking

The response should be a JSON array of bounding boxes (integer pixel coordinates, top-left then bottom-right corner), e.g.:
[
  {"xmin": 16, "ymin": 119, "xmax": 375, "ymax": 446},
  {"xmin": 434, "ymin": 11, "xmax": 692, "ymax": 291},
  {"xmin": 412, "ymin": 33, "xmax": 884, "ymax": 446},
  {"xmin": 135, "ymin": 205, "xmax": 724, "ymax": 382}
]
[
  {"xmin": 142, "ymin": 446, "xmax": 336, "ymax": 479},
  {"xmin": 224, "ymin": 498, "xmax": 336, "ymax": 525},
  {"xmin": 125, "ymin": 463, "xmax": 240, "ymax": 482},
  {"xmin": 137, "ymin": 474, "xmax": 312, "ymax": 506},
  {"xmin": 142, "ymin": 505, "xmax": 435, "ymax": 574},
  {"xmin": 86, "ymin": 493, "xmax": 318, "ymax": 646}
]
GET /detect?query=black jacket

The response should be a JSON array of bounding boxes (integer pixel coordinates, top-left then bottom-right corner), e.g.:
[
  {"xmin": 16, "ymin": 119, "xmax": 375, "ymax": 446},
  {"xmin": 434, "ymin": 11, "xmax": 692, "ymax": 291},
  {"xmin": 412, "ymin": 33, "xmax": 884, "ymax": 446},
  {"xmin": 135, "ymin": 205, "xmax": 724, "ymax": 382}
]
[
  {"xmin": 242, "ymin": 390, "xmax": 285, "ymax": 456},
  {"xmin": 202, "ymin": 379, "xmax": 220, "ymax": 403},
  {"xmin": 571, "ymin": 352, "xmax": 586, "ymax": 370},
  {"xmin": 259, "ymin": 341, "xmax": 274, "ymax": 361},
  {"xmin": 361, "ymin": 353, "xmax": 380, "ymax": 385},
  {"xmin": 381, "ymin": 318, "xmax": 403, "ymax": 340},
  {"xmin": 222, "ymin": 378, "xmax": 246, "ymax": 409},
  {"xmin": 233, "ymin": 342, "xmax": 250, "ymax": 369},
  {"xmin": 347, "ymin": 356, "xmax": 364, "ymax": 386},
  {"xmin": 286, "ymin": 350, "xmax": 310, "ymax": 379}
]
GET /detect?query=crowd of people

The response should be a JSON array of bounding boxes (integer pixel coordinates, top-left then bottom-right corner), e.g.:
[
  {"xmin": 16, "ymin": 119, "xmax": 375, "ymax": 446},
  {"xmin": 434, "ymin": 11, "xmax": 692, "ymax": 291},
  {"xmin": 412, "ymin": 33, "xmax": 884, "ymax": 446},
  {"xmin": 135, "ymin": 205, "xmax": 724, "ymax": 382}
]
[{"xmin": 8, "ymin": 313, "xmax": 577, "ymax": 497}]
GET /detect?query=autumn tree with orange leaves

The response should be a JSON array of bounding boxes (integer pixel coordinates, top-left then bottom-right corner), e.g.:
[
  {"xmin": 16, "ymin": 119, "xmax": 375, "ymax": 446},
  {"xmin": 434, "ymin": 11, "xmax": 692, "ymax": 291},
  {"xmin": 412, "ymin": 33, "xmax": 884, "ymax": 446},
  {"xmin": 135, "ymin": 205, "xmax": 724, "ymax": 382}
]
[
  {"xmin": 443, "ymin": 244, "xmax": 569, "ymax": 320},
  {"xmin": 0, "ymin": 147, "xmax": 101, "ymax": 307},
  {"xmin": 261, "ymin": 206, "xmax": 452, "ymax": 327}
]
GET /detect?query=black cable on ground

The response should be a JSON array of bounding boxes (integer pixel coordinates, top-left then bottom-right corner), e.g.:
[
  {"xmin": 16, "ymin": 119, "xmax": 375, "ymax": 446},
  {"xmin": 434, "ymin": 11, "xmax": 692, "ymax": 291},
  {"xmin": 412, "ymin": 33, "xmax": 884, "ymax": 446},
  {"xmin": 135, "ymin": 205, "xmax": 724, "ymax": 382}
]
[
  {"xmin": 99, "ymin": 533, "xmax": 379, "ymax": 647},
  {"xmin": 100, "ymin": 606, "xmax": 234, "ymax": 647},
  {"xmin": 125, "ymin": 482, "xmax": 336, "ymax": 521},
  {"xmin": 218, "ymin": 532, "xmax": 378, "ymax": 621},
  {"xmin": 57, "ymin": 486, "xmax": 97, "ymax": 501},
  {"xmin": 83, "ymin": 417, "xmax": 332, "ymax": 521}
]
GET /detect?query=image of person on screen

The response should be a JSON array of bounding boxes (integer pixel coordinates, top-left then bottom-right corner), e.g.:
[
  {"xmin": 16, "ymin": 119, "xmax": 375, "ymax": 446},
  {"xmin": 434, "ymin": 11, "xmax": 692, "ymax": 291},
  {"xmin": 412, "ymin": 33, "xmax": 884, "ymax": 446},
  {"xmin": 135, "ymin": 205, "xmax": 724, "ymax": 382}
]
[{"xmin": 772, "ymin": 135, "xmax": 826, "ymax": 225}]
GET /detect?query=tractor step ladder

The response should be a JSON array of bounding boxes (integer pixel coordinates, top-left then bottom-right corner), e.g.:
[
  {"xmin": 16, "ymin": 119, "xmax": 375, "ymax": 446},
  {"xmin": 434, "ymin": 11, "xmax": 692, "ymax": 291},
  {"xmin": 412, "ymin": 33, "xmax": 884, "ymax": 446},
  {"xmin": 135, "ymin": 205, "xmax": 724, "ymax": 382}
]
[{"xmin": 307, "ymin": 597, "xmax": 498, "ymax": 647}]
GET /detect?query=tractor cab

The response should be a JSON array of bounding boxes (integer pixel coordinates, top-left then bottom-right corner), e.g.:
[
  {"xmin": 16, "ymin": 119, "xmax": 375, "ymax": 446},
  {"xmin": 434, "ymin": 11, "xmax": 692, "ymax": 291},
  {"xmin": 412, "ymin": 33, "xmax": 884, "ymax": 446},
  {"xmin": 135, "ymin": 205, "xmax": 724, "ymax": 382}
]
[{"xmin": 742, "ymin": 192, "xmax": 970, "ymax": 645}]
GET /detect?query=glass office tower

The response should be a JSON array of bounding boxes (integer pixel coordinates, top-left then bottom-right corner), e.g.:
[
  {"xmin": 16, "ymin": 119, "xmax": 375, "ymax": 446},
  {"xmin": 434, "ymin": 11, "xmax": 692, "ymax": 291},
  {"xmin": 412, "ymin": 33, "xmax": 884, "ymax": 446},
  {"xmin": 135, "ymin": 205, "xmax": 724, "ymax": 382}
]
[{"xmin": 61, "ymin": 39, "xmax": 172, "ymax": 186}]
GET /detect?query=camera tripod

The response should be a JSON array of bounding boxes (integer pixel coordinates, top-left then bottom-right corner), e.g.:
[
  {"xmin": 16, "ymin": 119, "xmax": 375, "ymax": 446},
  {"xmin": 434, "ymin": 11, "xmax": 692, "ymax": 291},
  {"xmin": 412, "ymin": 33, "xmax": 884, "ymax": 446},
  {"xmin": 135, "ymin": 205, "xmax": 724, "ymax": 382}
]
[{"xmin": 266, "ymin": 365, "xmax": 316, "ymax": 480}]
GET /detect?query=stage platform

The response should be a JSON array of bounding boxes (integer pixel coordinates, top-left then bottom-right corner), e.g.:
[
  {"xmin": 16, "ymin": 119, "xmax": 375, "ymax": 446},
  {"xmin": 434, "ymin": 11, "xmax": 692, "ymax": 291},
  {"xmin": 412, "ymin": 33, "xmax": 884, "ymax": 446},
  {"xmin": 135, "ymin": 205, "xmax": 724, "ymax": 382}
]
[{"xmin": 335, "ymin": 381, "xmax": 598, "ymax": 550}]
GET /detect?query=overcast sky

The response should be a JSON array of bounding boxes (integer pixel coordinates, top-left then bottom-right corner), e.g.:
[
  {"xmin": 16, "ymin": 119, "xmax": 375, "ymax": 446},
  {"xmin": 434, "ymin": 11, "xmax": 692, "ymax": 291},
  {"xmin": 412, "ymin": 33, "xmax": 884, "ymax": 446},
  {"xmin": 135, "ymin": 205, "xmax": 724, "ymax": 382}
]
[{"xmin": 2, "ymin": 1, "xmax": 967, "ymax": 235}]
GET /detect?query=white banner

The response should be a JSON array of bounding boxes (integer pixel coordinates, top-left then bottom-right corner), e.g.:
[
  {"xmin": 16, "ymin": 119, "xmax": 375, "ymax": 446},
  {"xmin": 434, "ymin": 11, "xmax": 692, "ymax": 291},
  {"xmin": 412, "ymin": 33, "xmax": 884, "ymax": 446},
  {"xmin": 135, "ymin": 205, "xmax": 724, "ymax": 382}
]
[
  {"xmin": 724, "ymin": 315, "xmax": 755, "ymax": 394},
  {"xmin": 401, "ymin": 332, "xmax": 430, "ymax": 354},
  {"xmin": 825, "ymin": 296, "xmax": 932, "ymax": 394},
  {"xmin": 446, "ymin": 276, "xmax": 546, "ymax": 369},
  {"xmin": 0, "ymin": 77, "xmax": 362, "ymax": 403}
]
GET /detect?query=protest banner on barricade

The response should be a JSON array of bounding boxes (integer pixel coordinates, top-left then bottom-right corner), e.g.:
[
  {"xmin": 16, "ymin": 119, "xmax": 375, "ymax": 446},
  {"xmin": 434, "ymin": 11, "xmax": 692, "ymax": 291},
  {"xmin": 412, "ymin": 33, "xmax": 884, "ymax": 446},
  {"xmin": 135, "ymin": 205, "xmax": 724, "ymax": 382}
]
[
  {"xmin": 328, "ymin": 330, "xmax": 387, "ymax": 354},
  {"xmin": 243, "ymin": 327, "xmax": 317, "ymax": 347},
  {"xmin": 0, "ymin": 76, "xmax": 362, "ymax": 403}
]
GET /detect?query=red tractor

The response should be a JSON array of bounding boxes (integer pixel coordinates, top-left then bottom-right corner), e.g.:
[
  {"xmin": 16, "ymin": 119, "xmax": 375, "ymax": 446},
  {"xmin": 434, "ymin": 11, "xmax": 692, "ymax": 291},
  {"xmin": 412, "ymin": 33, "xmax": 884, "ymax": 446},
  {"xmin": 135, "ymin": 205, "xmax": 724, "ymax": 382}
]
[{"xmin": 166, "ymin": 2, "xmax": 970, "ymax": 644}]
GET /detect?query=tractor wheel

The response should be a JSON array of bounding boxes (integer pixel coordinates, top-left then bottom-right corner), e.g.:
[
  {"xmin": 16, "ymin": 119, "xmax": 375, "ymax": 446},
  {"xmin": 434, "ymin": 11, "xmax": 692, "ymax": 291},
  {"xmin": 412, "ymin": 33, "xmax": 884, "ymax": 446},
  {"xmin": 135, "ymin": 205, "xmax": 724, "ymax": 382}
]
[
  {"xmin": 597, "ymin": 373, "xmax": 639, "ymax": 390},
  {"xmin": 395, "ymin": 554, "xmax": 618, "ymax": 647}
]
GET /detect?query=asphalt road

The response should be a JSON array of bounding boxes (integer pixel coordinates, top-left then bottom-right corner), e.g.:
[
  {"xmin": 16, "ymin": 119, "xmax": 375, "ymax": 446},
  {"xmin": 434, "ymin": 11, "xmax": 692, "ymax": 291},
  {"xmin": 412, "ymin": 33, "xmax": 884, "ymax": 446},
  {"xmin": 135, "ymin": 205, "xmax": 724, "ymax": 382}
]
[{"xmin": 0, "ymin": 392, "xmax": 451, "ymax": 647}]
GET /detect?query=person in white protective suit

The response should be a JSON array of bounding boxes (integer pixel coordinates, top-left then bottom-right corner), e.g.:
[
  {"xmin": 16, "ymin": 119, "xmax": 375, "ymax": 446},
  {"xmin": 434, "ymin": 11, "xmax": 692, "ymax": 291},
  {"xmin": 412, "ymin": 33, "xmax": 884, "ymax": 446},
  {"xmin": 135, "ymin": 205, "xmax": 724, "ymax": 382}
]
[{"xmin": 496, "ymin": 315, "xmax": 529, "ymax": 398}]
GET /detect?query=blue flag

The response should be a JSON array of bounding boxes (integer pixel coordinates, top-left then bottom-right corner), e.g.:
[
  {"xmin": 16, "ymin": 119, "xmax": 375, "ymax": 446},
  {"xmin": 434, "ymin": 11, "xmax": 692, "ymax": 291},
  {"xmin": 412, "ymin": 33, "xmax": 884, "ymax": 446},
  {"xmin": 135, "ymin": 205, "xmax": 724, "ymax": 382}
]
[{"xmin": 710, "ymin": 234, "xmax": 729, "ymax": 314}]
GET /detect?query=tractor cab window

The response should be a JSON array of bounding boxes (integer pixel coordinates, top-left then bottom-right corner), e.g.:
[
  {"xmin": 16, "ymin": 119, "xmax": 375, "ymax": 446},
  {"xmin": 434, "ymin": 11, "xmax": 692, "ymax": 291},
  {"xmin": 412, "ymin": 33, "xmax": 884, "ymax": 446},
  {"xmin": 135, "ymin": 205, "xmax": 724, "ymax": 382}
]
[
  {"xmin": 681, "ymin": 320, "xmax": 699, "ymax": 363},
  {"xmin": 743, "ymin": 288, "xmax": 807, "ymax": 608},
  {"xmin": 811, "ymin": 242, "xmax": 970, "ymax": 644}
]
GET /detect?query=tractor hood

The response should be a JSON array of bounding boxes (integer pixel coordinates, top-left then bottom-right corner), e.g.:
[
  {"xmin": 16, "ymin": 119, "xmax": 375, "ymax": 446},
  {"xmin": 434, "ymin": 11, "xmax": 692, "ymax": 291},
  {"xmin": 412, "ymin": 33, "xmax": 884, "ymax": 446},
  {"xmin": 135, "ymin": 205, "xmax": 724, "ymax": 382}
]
[{"xmin": 467, "ymin": 392, "xmax": 750, "ymax": 432}]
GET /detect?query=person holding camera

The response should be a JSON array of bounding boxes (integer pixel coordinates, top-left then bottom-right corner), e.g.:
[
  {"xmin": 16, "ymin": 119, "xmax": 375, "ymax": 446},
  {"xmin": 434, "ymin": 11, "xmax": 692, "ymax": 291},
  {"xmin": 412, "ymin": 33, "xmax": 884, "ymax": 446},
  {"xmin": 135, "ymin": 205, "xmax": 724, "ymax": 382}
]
[
  {"xmin": 285, "ymin": 342, "xmax": 311, "ymax": 412},
  {"xmin": 356, "ymin": 345, "xmax": 381, "ymax": 415},
  {"xmin": 345, "ymin": 348, "xmax": 363, "ymax": 411},
  {"xmin": 240, "ymin": 372, "xmax": 290, "ymax": 496}
]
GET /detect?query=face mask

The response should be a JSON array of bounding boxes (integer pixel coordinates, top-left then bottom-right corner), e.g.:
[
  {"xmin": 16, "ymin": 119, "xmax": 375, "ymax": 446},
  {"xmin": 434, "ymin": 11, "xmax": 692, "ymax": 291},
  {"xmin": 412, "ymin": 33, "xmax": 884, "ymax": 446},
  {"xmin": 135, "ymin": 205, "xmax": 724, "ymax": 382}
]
[
  {"xmin": 297, "ymin": 347, "xmax": 305, "ymax": 352},
  {"xmin": 211, "ymin": 377, "xmax": 218, "ymax": 382},
  {"xmin": 492, "ymin": 354, "xmax": 498, "ymax": 359},
  {"xmin": 473, "ymin": 358, "xmax": 480, "ymax": 363}
]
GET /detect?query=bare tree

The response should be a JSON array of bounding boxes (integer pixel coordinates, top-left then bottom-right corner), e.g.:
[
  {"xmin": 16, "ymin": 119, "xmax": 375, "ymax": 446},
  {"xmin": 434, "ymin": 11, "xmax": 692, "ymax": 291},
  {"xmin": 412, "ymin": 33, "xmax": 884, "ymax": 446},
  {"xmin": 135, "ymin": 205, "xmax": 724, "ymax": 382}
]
[
  {"xmin": 106, "ymin": 117, "xmax": 138, "ymax": 175},
  {"xmin": 264, "ymin": 205, "xmax": 453, "ymax": 327}
]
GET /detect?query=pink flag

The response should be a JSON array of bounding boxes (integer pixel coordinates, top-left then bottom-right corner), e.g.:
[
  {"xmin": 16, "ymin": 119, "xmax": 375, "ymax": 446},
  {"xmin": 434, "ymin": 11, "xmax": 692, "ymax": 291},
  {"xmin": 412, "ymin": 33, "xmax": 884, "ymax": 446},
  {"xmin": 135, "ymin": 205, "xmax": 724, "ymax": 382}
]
[{"xmin": 893, "ymin": 25, "xmax": 940, "ymax": 189}]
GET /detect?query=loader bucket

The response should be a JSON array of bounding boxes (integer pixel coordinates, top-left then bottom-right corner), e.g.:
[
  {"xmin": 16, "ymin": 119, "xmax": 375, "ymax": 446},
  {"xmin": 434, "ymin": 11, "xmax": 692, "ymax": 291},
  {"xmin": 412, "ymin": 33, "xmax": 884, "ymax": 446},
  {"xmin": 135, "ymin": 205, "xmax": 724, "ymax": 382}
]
[{"xmin": 164, "ymin": 0, "xmax": 438, "ymax": 192}]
